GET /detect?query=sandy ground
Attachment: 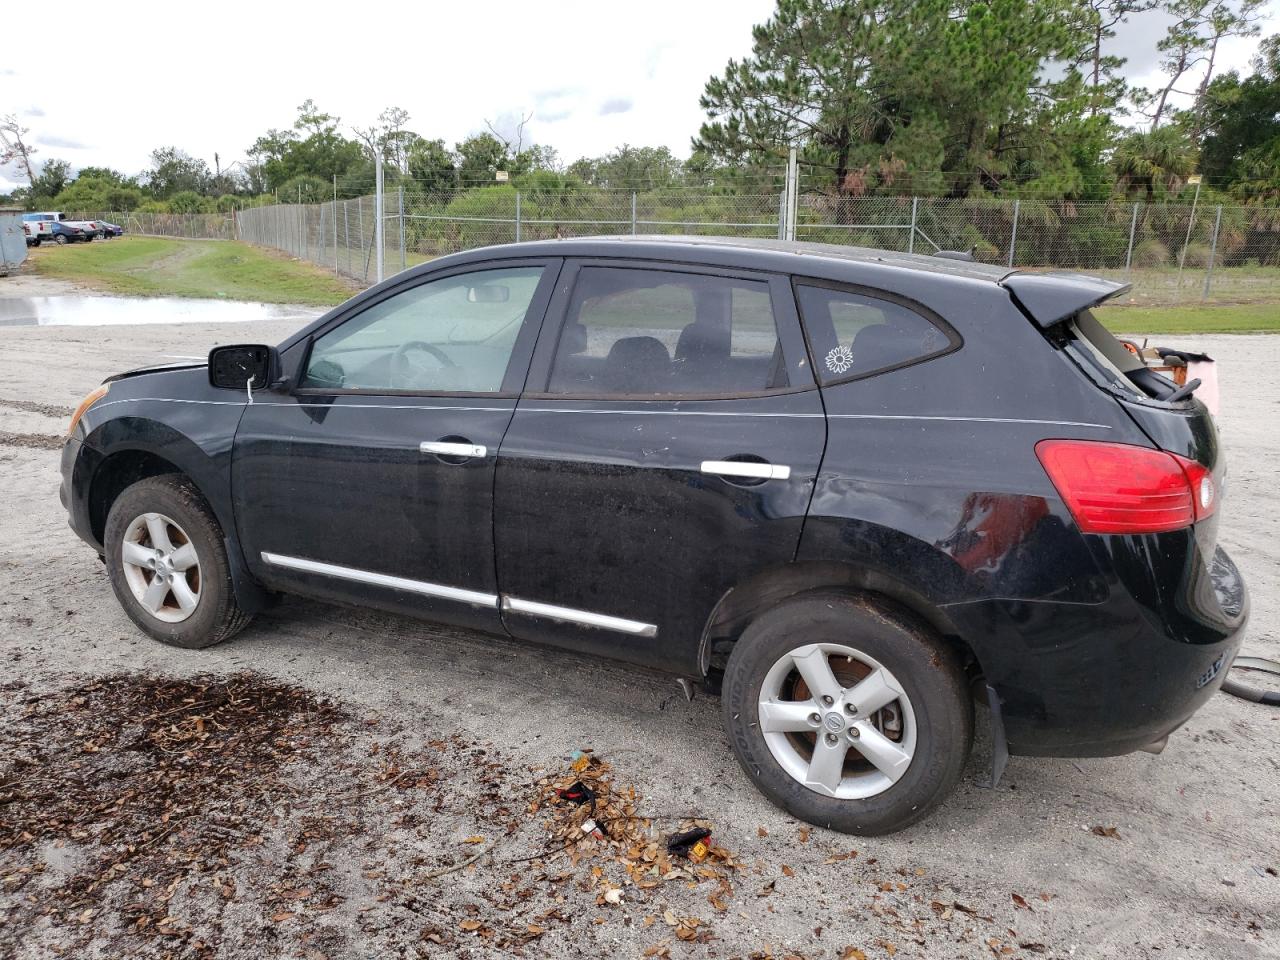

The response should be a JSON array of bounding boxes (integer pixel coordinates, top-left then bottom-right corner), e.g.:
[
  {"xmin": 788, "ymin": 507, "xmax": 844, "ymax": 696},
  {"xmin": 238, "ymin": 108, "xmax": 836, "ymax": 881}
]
[{"xmin": 0, "ymin": 296, "xmax": 1276, "ymax": 959}]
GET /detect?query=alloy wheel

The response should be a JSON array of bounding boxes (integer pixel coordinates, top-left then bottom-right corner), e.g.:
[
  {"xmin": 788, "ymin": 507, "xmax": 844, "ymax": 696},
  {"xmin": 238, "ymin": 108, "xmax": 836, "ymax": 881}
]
[
  {"xmin": 120, "ymin": 512, "xmax": 202, "ymax": 623},
  {"xmin": 757, "ymin": 642, "xmax": 917, "ymax": 800}
]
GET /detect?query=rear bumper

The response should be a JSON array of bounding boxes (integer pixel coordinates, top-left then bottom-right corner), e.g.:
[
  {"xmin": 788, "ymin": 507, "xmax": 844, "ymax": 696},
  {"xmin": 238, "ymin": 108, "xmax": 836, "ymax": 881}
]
[{"xmin": 945, "ymin": 533, "xmax": 1248, "ymax": 757}]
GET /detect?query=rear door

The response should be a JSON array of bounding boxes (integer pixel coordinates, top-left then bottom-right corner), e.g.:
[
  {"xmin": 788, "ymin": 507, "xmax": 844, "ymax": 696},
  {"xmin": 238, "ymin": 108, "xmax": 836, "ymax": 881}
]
[{"xmin": 493, "ymin": 260, "xmax": 826, "ymax": 675}]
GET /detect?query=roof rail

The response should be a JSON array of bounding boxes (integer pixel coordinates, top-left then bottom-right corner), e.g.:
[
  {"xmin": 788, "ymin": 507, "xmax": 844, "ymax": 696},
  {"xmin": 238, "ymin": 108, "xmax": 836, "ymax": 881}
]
[{"xmin": 933, "ymin": 248, "xmax": 977, "ymax": 262}]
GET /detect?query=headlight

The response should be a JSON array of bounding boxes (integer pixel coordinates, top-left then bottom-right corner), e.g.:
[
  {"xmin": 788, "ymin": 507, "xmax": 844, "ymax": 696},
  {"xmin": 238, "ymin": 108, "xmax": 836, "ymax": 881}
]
[{"xmin": 67, "ymin": 384, "xmax": 110, "ymax": 437}]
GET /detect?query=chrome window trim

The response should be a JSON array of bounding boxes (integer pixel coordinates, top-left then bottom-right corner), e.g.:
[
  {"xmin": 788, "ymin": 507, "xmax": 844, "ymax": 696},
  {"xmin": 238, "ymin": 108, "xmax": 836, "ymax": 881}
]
[
  {"xmin": 501, "ymin": 596, "xmax": 658, "ymax": 638},
  {"xmin": 260, "ymin": 552, "xmax": 498, "ymax": 608}
]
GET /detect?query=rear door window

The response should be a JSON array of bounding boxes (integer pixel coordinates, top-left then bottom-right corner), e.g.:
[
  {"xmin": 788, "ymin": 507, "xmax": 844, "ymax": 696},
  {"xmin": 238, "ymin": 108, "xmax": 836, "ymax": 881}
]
[
  {"xmin": 795, "ymin": 282, "xmax": 957, "ymax": 383},
  {"xmin": 545, "ymin": 267, "xmax": 789, "ymax": 397}
]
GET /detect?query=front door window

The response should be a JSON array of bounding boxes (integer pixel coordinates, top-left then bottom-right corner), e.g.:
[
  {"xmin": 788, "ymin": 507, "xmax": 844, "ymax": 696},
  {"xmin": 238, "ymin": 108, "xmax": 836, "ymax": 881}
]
[{"xmin": 302, "ymin": 266, "xmax": 546, "ymax": 393}]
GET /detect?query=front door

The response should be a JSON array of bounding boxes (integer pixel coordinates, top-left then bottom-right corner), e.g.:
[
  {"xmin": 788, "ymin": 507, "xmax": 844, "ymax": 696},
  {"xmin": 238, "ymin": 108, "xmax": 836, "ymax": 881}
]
[
  {"xmin": 494, "ymin": 261, "xmax": 827, "ymax": 674},
  {"xmin": 233, "ymin": 259, "xmax": 559, "ymax": 632}
]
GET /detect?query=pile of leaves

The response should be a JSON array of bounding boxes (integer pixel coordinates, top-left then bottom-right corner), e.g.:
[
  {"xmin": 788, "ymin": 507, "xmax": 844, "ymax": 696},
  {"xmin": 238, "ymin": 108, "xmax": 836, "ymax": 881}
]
[
  {"xmin": 0, "ymin": 673, "xmax": 348, "ymax": 953},
  {"xmin": 530, "ymin": 750, "xmax": 741, "ymax": 944}
]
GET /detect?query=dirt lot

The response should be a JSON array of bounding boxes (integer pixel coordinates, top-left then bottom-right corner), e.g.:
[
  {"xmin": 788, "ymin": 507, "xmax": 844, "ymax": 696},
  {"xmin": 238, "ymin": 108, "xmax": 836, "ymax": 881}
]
[{"xmin": 0, "ymin": 309, "xmax": 1276, "ymax": 960}]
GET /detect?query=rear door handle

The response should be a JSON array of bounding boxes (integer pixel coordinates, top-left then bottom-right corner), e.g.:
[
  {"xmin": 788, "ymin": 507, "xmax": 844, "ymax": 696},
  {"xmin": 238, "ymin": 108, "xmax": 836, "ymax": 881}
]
[
  {"xmin": 700, "ymin": 460, "xmax": 791, "ymax": 481},
  {"xmin": 420, "ymin": 441, "xmax": 488, "ymax": 459}
]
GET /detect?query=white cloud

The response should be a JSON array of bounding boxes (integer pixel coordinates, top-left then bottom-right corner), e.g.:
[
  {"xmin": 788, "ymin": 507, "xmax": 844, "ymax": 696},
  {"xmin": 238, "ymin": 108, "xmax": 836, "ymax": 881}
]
[
  {"xmin": 0, "ymin": 0, "xmax": 777, "ymax": 182},
  {"xmin": 599, "ymin": 97, "xmax": 634, "ymax": 116},
  {"xmin": 36, "ymin": 134, "xmax": 91, "ymax": 150}
]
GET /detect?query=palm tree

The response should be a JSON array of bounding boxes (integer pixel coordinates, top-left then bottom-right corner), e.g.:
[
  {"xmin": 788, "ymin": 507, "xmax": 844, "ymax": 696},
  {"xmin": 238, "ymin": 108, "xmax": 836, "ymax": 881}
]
[{"xmin": 1111, "ymin": 127, "xmax": 1198, "ymax": 201}]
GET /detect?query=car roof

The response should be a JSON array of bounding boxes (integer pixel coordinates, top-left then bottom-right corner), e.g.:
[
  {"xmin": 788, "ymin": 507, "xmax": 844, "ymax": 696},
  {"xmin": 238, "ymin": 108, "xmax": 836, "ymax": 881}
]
[{"xmin": 451, "ymin": 234, "xmax": 1018, "ymax": 284}]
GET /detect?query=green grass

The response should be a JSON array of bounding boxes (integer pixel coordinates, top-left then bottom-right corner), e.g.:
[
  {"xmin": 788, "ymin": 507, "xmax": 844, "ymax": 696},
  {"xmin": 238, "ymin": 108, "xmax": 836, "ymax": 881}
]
[
  {"xmin": 1096, "ymin": 302, "xmax": 1280, "ymax": 334},
  {"xmin": 31, "ymin": 237, "xmax": 355, "ymax": 306}
]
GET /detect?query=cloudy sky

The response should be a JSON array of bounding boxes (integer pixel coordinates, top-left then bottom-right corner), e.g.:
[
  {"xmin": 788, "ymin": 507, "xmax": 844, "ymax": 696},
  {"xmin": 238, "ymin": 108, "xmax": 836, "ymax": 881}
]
[{"xmin": 2, "ymin": 0, "xmax": 1277, "ymax": 192}]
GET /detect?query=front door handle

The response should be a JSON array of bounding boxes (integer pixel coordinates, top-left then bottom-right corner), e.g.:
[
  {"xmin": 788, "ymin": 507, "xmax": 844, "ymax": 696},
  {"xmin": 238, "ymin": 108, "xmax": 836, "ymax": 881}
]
[
  {"xmin": 700, "ymin": 459, "xmax": 791, "ymax": 481},
  {"xmin": 420, "ymin": 440, "xmax": 488, "ymax": 459}
]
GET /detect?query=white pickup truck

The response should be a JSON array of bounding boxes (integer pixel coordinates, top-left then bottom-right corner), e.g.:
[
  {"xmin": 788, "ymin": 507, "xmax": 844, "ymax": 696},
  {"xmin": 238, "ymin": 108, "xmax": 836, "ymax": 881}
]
[{"xmin": 22, "ymin": 211, "xmax": 98, "ymax": 244}]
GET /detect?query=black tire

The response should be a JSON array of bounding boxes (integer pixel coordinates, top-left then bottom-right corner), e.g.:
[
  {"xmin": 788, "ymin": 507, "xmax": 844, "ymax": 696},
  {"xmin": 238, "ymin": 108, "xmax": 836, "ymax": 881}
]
[
  {"xmin": 104, "ymin": 475, "xmax": 252, "ymax": 649},
  {"xmin": 54, "ymin": 234, "xmax": 67, "ymax": 245},
  {"xmin": 722, "ymin": 590, "xmax": 973, "ymax": 835}
]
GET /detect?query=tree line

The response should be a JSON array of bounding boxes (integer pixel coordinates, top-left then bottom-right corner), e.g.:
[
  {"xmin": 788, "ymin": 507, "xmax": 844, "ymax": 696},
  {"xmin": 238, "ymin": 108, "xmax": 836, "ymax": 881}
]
[{"xmin": 2, "ymin": 0, "xmax": 1279, "ymax": 216}]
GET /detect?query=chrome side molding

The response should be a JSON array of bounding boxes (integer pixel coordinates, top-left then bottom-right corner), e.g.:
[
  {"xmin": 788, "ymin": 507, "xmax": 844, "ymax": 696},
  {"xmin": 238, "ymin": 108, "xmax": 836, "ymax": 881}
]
[
  {"xmin": 501, "ymin": 595, "xmax": 658, "ymax": 638},
  {"xmin": 420, "ymin": 441, "xmax": 488, "ymax": 458},
  {"xmin": 259, "ymin": 552, "xmax": 658, "ymax": 638},
  {"xmin": 260, "ymin": 552, "xmax": 499, "ymax": 608},
  {"xmin": 700, "ymin": 460, "xmax": 792, "ymax": 481}
]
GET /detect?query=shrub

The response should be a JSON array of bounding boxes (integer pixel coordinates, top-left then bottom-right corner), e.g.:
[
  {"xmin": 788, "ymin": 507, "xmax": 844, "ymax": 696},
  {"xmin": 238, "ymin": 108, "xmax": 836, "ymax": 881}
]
[
  {"xmin": 1179, "ymin": 242, "xmax": 1213, "ymax": 268},
  {"xmin": 1132, "ymin": 238, "xmax": 1170, "ymax": 267}
]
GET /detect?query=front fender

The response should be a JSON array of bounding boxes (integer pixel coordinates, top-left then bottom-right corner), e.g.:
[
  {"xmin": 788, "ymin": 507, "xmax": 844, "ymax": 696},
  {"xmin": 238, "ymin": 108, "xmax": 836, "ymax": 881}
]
[{"xmin": 71, "ymin": 381, "xmax": 272, "ymax": 613}]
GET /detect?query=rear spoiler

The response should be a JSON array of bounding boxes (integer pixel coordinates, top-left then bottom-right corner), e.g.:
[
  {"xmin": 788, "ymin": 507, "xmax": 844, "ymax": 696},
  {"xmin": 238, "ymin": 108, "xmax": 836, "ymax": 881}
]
[{"xmin": 1001, "ymin": 273, "xmax": 1131, "ymax": 328}]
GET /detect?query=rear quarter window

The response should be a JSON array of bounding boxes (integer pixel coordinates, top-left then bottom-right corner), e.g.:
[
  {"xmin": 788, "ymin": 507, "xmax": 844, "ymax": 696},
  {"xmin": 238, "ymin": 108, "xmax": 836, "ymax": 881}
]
[{"xmin": 794, "ymin": 281, "xmax": 958, "ymax": 384}]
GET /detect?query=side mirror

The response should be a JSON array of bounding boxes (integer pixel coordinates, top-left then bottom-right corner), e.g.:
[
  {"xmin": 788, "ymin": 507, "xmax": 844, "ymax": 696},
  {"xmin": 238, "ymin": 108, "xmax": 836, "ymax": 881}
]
[{"xmin": 209, "ymin": 344, "xmax": 277, "ymax": 390}]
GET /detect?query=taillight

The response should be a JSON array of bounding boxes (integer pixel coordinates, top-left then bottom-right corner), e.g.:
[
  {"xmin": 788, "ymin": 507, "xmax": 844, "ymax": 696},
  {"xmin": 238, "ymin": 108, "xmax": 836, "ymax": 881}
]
[{"xmin": 1035, "ymin": 439, "xmax": 1215, "ymax": 534}]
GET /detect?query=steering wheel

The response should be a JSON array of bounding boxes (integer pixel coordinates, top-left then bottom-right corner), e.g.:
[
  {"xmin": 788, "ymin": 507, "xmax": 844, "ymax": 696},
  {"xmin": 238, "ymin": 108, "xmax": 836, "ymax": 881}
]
[{"xmin": 390, "ymin": 340, "xmax": 456, "ymax": 389}]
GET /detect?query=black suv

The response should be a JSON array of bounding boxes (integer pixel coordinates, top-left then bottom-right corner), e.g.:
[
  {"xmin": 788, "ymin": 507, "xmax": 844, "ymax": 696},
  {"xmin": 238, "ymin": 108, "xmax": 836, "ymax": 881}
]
[{"xmin": 60, "ymin": 237, "xmax": 1248, "ymax": 834}]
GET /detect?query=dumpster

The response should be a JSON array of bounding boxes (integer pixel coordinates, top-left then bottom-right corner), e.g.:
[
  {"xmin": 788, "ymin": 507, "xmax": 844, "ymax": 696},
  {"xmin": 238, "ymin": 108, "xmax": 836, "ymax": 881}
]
[{"xmin": 1, "ymin": 206, "xmax": 28, "ymax": 275}]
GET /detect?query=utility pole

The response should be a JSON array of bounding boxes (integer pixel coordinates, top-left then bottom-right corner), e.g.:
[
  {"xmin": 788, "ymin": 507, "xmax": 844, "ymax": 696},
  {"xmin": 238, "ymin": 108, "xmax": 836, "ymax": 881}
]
[
  {"xmin": 375, "ymin": 149, "xmax": 385, "ymax": 283},
  {"xmin": 1176, "ymin": 174, "xmax": 1202, "ymax": 291},
  {"xmin": 784, "ymin": 146, "xmax": 799, "ymax": 242}
]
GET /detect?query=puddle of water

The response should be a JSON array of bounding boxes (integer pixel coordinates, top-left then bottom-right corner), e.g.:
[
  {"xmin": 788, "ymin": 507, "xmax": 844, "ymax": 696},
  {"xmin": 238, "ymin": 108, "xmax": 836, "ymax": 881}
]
[{"xmin": 0, "ymin": 295, "xmax": 326, "ymax": 328}]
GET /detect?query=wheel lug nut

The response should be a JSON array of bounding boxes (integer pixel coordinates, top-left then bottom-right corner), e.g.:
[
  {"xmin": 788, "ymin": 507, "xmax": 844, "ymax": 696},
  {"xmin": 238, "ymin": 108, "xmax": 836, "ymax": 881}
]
[
  {"xmin": 808, "ymin": 713, "xmax": 820, "ymax": 725},
  {"xmin": 821, "ymin": 695, "xmax": 834, "ymax": 706},
  {"xmin": 848, "ymin": 727, "xmax": 860, "ymax": 739},
  {"xmin": 824, "ymin": 732, "xmax": 838, "ymax": 745},
  {"xmin": 845, "ymin": 703, "xmax": 857, "ymax": 715}
]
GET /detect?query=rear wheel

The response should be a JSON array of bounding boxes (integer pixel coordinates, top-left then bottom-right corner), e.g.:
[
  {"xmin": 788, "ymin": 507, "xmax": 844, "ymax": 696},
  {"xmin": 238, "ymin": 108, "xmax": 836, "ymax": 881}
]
[
  {"xmin": 104, "ymin": 475, "xmax": 252, "ymax": 649},
  {"xmin": 54, "ymin": 234, "xmax": 67, "ymax": 245},
  {"xmin": 722, "ymin": 590, "xmax": 972, "ymax": 835}
]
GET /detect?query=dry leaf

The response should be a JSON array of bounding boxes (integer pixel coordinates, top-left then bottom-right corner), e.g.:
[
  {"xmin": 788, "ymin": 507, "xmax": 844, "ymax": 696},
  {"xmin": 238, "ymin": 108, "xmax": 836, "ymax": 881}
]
[
  {"xmin": 781, "ymin": 864, "xmax": 795, "ymax": 877},
  {"xmin": 1011, "ymin": 893, "xmax": 1032, "ymax": 911},
  {"xmin": 798, "ymin": 827, "xmax": 810, "ymax": 843},
  {"xmin": 458, "ymin": 919, "xmax": 483, "ymax": 932},
  {"xmin": 1091, "ymin": 825, "xmax": 1121, "ymax": 839},
  {"xmin": 841, "ymin": 949, "xmax": 868, "ymax": 960},
  {"xmin": 757, "ymin": 826, "xmax": 768, "ymax": 837},
  {"xmin": 463, "ymin": 835, "xmax": 485, "ymax": 845},
  {"xmin": 271, "ymin": 911, "xmax": 294, "ymax": 922}
]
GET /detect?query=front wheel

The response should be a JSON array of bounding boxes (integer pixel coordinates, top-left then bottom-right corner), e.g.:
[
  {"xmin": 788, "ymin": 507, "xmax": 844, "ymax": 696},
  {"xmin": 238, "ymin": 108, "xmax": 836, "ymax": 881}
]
[
  {"xmin": 722, "ymin": 590, "xmax": 973, "ymax": 835},
  {"xmin": 104, "ymin": 475, "xmax": 252, "ymax": 648}
]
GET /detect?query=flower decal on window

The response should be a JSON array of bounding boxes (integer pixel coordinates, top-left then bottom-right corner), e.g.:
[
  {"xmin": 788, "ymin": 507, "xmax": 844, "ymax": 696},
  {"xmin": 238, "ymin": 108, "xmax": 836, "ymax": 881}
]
[{"xmin": 825, "ymin": 345, "xmax": 855, "ymax": 375}]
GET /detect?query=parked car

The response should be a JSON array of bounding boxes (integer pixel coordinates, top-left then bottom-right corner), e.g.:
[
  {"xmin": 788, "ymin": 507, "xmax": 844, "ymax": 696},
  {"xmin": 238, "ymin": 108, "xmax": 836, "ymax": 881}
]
[
  {"xmin": 59, "ymin": 237, "xmax": 1248, "ymax": 834},
  {"xmin": 49, "ymin": 221, "xmax": 94, "ymax": 244},
  {"xmin": 23, "ymin": 223, "xmax": 39, "ymax": 247},
  {"xmin": 89, "ymin": 219, "xmax": 124, "ymax": 239}
]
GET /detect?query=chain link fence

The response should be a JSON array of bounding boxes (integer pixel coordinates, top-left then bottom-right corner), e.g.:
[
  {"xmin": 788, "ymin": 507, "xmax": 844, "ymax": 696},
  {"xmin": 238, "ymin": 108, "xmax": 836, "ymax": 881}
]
[
  {"xmin": 71, "ymin": 210, "xmax": 237, "ymax": 241},
  {"xmin": 83, "ymin": 191, "xmax": 1280, "ymax": 304}
]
